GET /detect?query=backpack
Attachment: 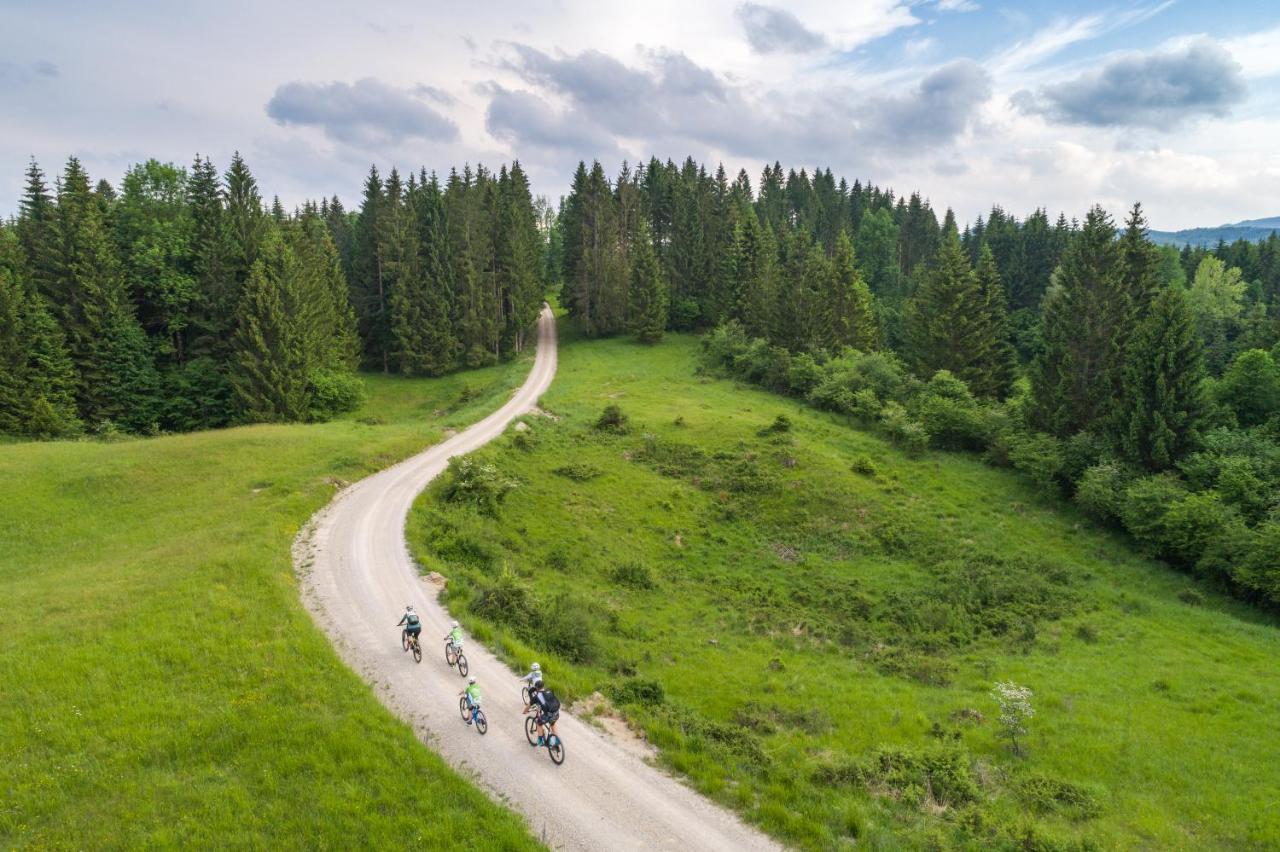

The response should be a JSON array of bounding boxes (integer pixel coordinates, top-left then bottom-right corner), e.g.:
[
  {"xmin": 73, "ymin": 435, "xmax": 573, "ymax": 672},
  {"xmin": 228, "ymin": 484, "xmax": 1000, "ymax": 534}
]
[
  {"xmin": 406, "ymin": 613, "xmax": 420, "ymax": 627},
  {"xmin": 540, "ymin": 691, "xmax": 561, "ymax": 715}
]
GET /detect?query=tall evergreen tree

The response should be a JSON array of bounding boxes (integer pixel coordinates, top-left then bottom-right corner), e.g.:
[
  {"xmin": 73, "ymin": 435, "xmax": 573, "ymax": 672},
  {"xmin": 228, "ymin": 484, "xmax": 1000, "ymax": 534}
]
[
  {"xmin": 629, "ymin": 220, "xmax": 668, "ymax": 343},
  {"xmin": 1031, "ymin": 206, "xmax": 1127, "ymax": 436},
  {"xmin": 972, "ymin": 243, "xmax": 1016, "ymax": 398},
  {"xmin": 1119, "ymin": 286, "xmax": 1205, "ymax": 471},
  {"xmin": 903, "ymin": 232, "xmax": 990, "ymax": 388},
  {"xmin": 391, "ymin": 176, "xmax": 457, "ymax": 375},
  {"xmin": 827, "ymin": 230, "xmax": 879, "ymax": 351},
  {"xmin": 1118, "ymin": 202, "xmax": 1162, "ymax": 322},
  {"xmin": 350, "ymin": 166, "xmax": 388, "ymax": 369},
  {"xmin": 0, "ymin": 227, "xmax": 80, "ymax": 436}
]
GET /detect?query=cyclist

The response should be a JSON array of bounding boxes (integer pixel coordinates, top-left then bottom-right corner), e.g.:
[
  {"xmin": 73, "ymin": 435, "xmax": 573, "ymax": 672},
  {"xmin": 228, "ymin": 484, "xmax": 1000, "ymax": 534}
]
[
  {"xmin": 519, "ymin": 662, "xmax": 542, "ymax": 688},
  {"xmin": 460, "ymin": 677, "xmax": 481, "ymax": 725},
  {"xmin": 445, "ymin": 619, "xmax": 463, "ymax": 651},
  {"xmin": 396, "ymin": 604, "xmax": 422, "ymax": 650},
  {"xmin": 524, "ymin": 682, "xmax": 561, "ymax": 747}
]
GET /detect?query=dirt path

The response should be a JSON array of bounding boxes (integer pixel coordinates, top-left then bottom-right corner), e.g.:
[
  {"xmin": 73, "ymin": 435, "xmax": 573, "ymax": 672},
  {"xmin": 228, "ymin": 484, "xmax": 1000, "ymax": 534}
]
[{"xmin": 295, "ymin": 307, "xmax": 782, "ymax": 851}]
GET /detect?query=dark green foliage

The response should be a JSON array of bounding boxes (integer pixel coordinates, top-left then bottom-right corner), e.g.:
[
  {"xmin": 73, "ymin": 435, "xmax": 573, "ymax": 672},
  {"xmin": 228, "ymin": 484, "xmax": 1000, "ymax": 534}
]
[
  {"xmin": 1018, "ymin": 775, "xmax": 1103, "ymax": 820},
  {"xmin": 1119, "ymin": 286, "xmax": 1205, "ymax": 471},
  {"xmin": 629, "ymin": 219, "xmax": 668, "ymax": 343},
  {"xmin": 904, "ymin": 233, "xmax": 992, "ymax": 390},
  {"xmin": 609, "ymin": 561, "xmax": 655, "ymax": 590},
  {"xmin": 1032, "ymin": 207, "xmax": 1128, "ymax": 437},
  {"xmin": 1215, "ymin": 349, "xmax": 1280, "ymax": 427},
  {"xmin": 608, "ymin": 678, "xmax": 665, "ymax": 705},
  {"xmin": 595, "ymin": 403, "xmax": 629, "ymax": 433},
  {"xmin": 552, "ymin": 461, "xmax": 602, "ymax": 481}
]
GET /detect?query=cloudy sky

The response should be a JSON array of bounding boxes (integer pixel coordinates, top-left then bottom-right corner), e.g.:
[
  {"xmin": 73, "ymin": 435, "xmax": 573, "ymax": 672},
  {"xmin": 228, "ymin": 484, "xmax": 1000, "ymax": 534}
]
[{"xmin": 2, "ymin": 0, "xmax": 1278, "ymax": 229}]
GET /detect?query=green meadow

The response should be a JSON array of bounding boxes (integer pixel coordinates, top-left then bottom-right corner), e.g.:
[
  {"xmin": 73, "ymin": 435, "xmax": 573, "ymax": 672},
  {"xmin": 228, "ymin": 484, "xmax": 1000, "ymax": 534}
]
[
  {"xmin": 412, "ymin": 326, "xmax": 1280, "ymax": 850},
  {"xmin": 0, "ymin": 363, "xmax": 540, "ymax": 849}
]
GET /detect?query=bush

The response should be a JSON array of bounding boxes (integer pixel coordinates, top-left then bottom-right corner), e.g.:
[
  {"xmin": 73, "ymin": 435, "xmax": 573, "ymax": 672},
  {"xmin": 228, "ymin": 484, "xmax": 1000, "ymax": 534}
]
[
  {"xmin": 913, "ymin": 376, "xmax": 987, "ymax": 452},
  {"xmin": 850, "ymin": 388, "xmax": 881, "ymax": 421},
  {"xmin": 441, "ymin": 457, "xmax": 518, "ymax": 516},
  {"xmin": 1160, "ymin": 491, "xmax": 1238, "ymax": 568},
  {"xmin": 609, "ymin": 560, "xmax": 655, "ymax": 590},
  {"xmin": 1120, "ymin": 474, "xmax": 1188, "ymax": 550},
  {"xmin": 535, "ymin": 591, "xmax": 599, "ymax": 663},
  {"xmin": 1074, "ymin": 461, "xmax": 1132, "ymax": 524},
  {"xmin": 472, "ymin": 568, "xmax": 535, "ymax": 627},
  {"xmin": 1235, "ymin": 522, "xmax": 1280, "ymax": 605},
  {"xmin": 787, "ymin": 353, "xmax": 824, "ymax": 396},
  {"xmin": 760, "ymin": 414, "xmax": 792, "ymax": 435},
  {"xmin": 608, "ymin": 677, "xmax": 666, "ymax": 705},
  {"xmin": 552, "ymin": 461, "xmax": 602, "ymax": 482},
  {"xmin": 851, "ymin": 455, "xmax": 878, "ymax": 477},
  {"xmin": 880, "ymin": 401, "xmax": 929, "ymax": 457},
  {"xmin": 1006, "ymin": 431, "xmax": 1066, "ymax": 495},
  {"xmin": 595, "ymin": 404, "xmax": 629, "ymax": 433},
  {"xmin": 1018, "ymin": 774, "xmax": 1102, "ymax": 820},
  {"xmin": 306, "ymin": 369, "xmax": 365, "ymax": 421}
]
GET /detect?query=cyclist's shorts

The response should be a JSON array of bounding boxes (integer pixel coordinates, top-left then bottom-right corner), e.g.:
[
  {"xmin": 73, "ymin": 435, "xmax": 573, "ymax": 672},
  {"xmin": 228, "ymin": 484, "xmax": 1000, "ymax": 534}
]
[
  {"xmin": 542, "ymin": 711, "xmax": 560, "ymax": 725},
  {"xmin": 406, "ymin": 625, "xmax": 421, "ymax": 637}
]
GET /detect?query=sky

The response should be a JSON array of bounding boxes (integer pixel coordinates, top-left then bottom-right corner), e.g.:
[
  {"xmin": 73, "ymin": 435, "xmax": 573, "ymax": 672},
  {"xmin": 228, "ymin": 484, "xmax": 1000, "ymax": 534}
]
[{"xmin": 2, "ymin": 0, "xmax": 1279, "ymax": 230}]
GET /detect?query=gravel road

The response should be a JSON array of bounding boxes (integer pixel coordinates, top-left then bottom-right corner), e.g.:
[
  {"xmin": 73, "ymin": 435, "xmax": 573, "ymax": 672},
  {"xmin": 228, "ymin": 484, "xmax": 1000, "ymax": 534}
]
[{"xmin": 295, "ymin": 307, "xmax": 782, "ymax": 850}]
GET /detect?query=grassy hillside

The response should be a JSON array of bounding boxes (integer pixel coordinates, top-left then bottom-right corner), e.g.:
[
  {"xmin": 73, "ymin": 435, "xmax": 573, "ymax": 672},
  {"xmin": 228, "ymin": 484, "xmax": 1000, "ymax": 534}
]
[
  {"xmin": 0, "ymin": 365, "xmax": 541, "ymax": 849},
  {"xmin": 411, "ymin": 327, "xmax": 1280, "ymax": 850}
]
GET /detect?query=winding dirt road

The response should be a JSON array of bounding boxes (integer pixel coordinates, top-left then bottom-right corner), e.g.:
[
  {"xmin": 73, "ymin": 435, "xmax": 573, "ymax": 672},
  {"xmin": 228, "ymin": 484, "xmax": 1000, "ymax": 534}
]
[{"xmin": 295, "ymin": 307, "xmax": 781, "ymax": 851}]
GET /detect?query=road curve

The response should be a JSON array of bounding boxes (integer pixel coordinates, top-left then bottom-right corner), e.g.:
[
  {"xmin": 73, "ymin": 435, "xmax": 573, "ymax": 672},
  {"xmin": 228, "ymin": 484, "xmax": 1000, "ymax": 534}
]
[{"xmin": 295, "ymin": 307, "xmax": 782, "ymax": 851}]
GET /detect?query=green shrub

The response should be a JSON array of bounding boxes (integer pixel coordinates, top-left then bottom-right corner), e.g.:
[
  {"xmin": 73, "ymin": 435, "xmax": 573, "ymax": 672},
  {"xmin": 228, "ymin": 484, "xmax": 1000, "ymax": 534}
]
[
  {"xmin": 1120, "ymin": 474, "xmax": 1188, "ymax": 550},
  {"xmin": 787, "ymin": 353, "xmax": 825, "ymax": 396},
  {"xmin": 1074, "ymin": 461, "xmax": 1132, "ymax": 524},
  {"xmin": 851, "ymin": 455, "xmax": 878, "ymax": 477},
  {"xmin": 552, "ymin": 461, "xmax": 602, "ymax": 482},
  {"xmin": 913, "ymin": 391, "xmax": 986, "ymax": 451},
  {"xmin": 1006, "ymin": 431, "xmax": 1066, "ymax": 495},
  {"xmin": 608, "ymin": 677, "xmax": 666, "ymax": 705},
  {"xmin": 534, "ymin": 592, "xmax": 598, "ymax": 663},
  {"xmin": 1177, "ymin": 588, "xmax": 1205, "ymax": 607},
  {"xmin": 609, "ymin": 561, "xmax": 655, "ymax": 590},
  {"xmin": 472, "ymin": 568, "xmax": 535, "ymax": 627},
  {"xmin": 1160, "ymin": 491, "xmax": 1238, "ymax": 567},
  {"xmin": 1018, "ymin": 774, "xmax": 1103, "ymax": 820},
  {"xmin": 306, "ymin": 369, "xmax": 365, "ymax": 421},
  {"xmin": 441, "ymin": 457, "xmax": 518, "ymax": 516},
  {"xmin": 595, "ymin": 403, "xmax": 630, "ymax": 433},
  {"xmin": 850, "ymin": 388, "xmax": 881, "ymax": 421},
  {"xmin": 880, "ymin": 401, "xmax": 929, "ymax": 457},
  {"xmin": 760, "ymin": 414, "xmax": 792, "ymax": 435}
]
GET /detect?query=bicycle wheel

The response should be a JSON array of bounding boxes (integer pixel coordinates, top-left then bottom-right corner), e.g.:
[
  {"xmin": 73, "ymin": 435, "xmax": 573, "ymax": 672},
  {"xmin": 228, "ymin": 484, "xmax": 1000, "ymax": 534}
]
[
  {"xmin": 475, "ymin": 710, "xmax": 487, "ymax": 735},
  {"xmin": 412, "ymin": 640, "xmax": 422, "ymax": 664},
  {"xmin": 444, "ymin": 642, "xmax": 455, "ymax": 666},
  {"xmin": 401, "ymin": 631, "xmax": 409, "ymax": 651},
  {"xmin": 524, "ymin": 715, "xmax": 538, "ymax": 745},
  {"xmin": 456, "ymin": 653, "xmax": 468, "ymax": 677},
  {"xmin": 521, "ymin": 686, "xmax": 531, "ymax": 705},
  {"xmin": 547, "ymin": 736, "xmax": 565, "ymax": 765},
  {"xmin": 459, "ymin": 697, "xmax": 471, "ymax": 722}
]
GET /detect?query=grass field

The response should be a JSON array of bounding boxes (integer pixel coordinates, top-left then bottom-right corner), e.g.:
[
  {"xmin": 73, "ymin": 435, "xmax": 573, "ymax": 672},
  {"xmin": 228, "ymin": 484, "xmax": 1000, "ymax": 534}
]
[
  {"xmin": 411, "ymin": 326, "xmax": 1280, "ymax": 850},
  {"xmin": 0, "ymin": 363, "xmax": 541, "ymax": 849}
]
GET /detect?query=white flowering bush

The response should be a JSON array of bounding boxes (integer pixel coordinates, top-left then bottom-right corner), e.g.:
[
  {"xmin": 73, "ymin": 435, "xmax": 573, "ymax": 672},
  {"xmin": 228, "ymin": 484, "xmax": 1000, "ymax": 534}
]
[{"xmin": 991, "ymin": 681, "xmax": 1035, "ymax": 755}]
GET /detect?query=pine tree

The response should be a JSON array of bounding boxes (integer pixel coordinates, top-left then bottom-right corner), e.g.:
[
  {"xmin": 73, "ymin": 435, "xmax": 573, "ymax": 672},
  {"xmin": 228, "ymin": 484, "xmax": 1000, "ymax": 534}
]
[
  {"xmin": 350, "ymin": 166, "xmax": 387, "ymax": 369},
  {"xmin": 229, "ymin": 226, "xmax": 308, "ymax": 420},
  {"xmin": 725, "ymin": 213, "xmax": 777, "ymax": 340},
  {"xmin": 497, "ymin": 161, "xmax": 543, "ymax": 352},
  {"xmin": 391, "ymin": 176, "xmax": 457, "ymax": 375},
  {"xmin": 828, "ymin": 230, "xmax": 879, "ymax": 351},
  {"xmin": 185, "ymin": 155, "xmax": 234, "ymax": 358},
  {"xmin": 1119, "ymin": 286, "xmax": 1205, "ymax": 471},
  {"xmin": 0, "ymin": 228, "xmax": 80, "ymax": 436},
  {"xmin": 47, "ymin": 158, "xmax": 160, "ymax": 429},
  {"xmin": 1031, "ymin": 206, "xmax": 1127, "ymax": 436},
  {"xmin": 629, "ymin": 219, "xmax": 667, "ymax": 343},
  {"xmin": 16, "ymin": 159, "xmax": 56, "ymax": 299},
  {"xmin": 972, "ymin": 243, "xmax": 1016, "ymax": 398},
  {"xmin": 222, "ymin": 152, "xmax": 266, "ymax": 292},
  {"xmin": 903, "ymin": 232, "xmax": 990, "ymax": 388},
  {"xmin": 1119, "ymin": 202, "xmax": 1161, "ymax": 322}
]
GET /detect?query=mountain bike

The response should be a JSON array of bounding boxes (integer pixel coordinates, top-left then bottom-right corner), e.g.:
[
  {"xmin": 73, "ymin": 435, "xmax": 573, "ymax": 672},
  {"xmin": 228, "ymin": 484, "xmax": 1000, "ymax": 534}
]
[
  {"xmin": 401, "ymin": 629, "xmax": 422, "ymax": 663},
  {"xmin": 444, "ymin": 638, "xmax": 469, "ymax": 677},
  {"xmin": 459, "ymin": 696, "xmax": 487, "ymax": 735},
  {"xmin": 524, "ymin": 708, "xmax": 565, "ymax": 765}
]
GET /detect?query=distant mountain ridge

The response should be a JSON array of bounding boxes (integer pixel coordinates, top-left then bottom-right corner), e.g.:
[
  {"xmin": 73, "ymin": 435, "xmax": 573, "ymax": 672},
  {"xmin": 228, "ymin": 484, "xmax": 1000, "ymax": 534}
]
[{"xmin": 1149, "ymin": 216, "xmax": 1280, "ymax": 247}]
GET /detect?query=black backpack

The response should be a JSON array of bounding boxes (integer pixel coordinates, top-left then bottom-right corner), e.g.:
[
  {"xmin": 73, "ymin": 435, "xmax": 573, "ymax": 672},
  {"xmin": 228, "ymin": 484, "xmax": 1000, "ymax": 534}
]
[{"xmin": 540, "ymin": 691, "xmax": 561, "ymax": 714}]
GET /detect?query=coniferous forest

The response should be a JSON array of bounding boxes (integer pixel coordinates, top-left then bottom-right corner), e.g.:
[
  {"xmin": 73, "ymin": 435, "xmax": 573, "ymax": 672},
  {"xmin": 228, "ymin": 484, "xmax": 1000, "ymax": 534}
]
[
  {"xmin": 0, "ymin": 155, "xmax": 546, "ymax": 436},
  {"xmin": 3, "ymin": 153, "xmax": 1279, "ymax": 608}
]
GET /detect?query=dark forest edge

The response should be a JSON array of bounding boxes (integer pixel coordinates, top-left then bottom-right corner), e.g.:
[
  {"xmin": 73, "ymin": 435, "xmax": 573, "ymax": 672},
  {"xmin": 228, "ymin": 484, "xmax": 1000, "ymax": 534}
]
[{"xmin": 0, "ymin": 154, "xmax": 547, "ymax": 438}]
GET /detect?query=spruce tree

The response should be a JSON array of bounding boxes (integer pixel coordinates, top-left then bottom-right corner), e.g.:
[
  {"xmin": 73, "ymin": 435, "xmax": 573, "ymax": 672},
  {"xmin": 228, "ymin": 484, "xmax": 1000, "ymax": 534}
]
[
  {"xmin": 903, "ymin": 232, "xmax": 989, "ymax": 388},
  {"xmin": 828, "ymin": 230, "xmax": 879, "ymax": 351},
  {"xmin": 350, "ymin": 166, "xmax": 387, "ymax": 369},
  {"xmin": 1031, "ymin": 206, "xmax": 1127, "ymax": 437},
  {"xmin": 47, "ymin": 158, "xmax": 159, "ymax": 429},
  {"xmin": 392, "ymin": 176, "xmax": 457, "ymax": 375},
  {"xmin": 726, "ymin": 213, "xmax": 776, "ymax": 340},
  {"xmin": 0, "ymin": 228, "xmax": 80, "ymax": 436},
  {"xmin": 1119, "ymin": 202, "xmax": 1161, "ymax": 321},
  {"xmin": 972, "ymin": 243, "xmax": 1016, "ymax": 398},
  {"xmin": 629, "ymin": 219, "xmax": 668, "ymax": 343},
  {"xmin": 1119, "ymin": 286, "xmax": 1205, "ymax": 471},
  {"xmin": 186, "ymin": 155, "xmax": 234, "ymax": 358},
  {"xmin": 229, "ymin": 225, "xmax": 310, "ymax": 421}
]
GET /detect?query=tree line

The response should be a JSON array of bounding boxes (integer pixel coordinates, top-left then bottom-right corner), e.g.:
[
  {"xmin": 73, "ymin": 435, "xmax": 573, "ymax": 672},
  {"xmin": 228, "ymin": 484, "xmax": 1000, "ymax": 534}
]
[
  {"xmin": 0, "ymin": 155, "xmax": 546, "ymax": 437},
  {"xmin": 580, "ymin": 156, "xmax": 1279, "ymax": 609}
]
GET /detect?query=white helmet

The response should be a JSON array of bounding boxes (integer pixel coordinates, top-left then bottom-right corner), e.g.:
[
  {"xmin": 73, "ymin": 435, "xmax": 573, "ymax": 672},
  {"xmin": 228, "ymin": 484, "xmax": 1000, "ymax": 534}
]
[
  {"xmin": 468, "ymin": 676, "xmax": 476, "ymax": 684},
  {"xmin": 531, "ymin": 662, "xmax": 541, "ymax": 671},
  {"xmin": 406, "ymin": 605, "xmax": 414, "ymax": 612},
  {"xmin": 451, "ymin": 620, "xmax": 459, "ymax": 628}
]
